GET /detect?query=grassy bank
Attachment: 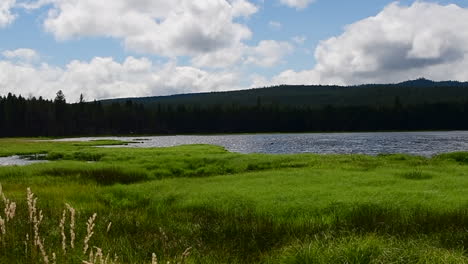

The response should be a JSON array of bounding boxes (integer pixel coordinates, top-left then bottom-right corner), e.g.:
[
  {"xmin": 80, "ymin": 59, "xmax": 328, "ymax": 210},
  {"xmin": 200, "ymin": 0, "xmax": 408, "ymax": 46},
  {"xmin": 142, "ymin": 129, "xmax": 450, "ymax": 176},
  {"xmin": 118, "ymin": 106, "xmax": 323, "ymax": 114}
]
[{"xmin": 0, "ymin": 138, "xmax": 467, "ymax": 263}]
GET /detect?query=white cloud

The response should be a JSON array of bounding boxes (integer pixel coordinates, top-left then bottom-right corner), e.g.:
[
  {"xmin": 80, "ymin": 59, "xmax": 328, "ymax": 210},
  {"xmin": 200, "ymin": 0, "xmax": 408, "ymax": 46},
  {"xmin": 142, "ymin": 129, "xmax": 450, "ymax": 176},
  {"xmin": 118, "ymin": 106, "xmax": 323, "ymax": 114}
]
[
  {"xmin": 269, "ymin": 2, "xmax": 468, "ymax": 86},
  {"xmin": 18, "ymin": 0, "xmax": 292, "ymax": 72},
  {"xmin": 231, "ymin": 0, "xmax": 258, "ymax": 17},
  {"xmin": 269, "ymin": 21, "xmax": 282, "ymax": 30},
  {"xmin": 279, "ymin": 0, "xmax": 314, "ymax": 10},
  {"xmin": 292, "ymin": 35, "xmax": 306, "ymax": 45},
  {"xmin": 0, "ymin": 0, "xmax": 16, "ymax": 27},
  {"xmin": 245, "ymin": 40, "xmax": 293, "ymax": 67},
  {"xmin": 2, "ymin": 48, "xmax": 40, "ymax": 62},
  {"xmin": 191, "ymin": 45, "xmax": 245, "ymax": 69},
  {"xmin": 0, "ymin": 55, "xmax": 242, "ymax": 101},
  {"xmin": 24, "ymin": 0, "xmax": 257, "ymax": 58},
  {"xmin": 192, "ymin": 39, "xmax": 293, "ymax": 68}
]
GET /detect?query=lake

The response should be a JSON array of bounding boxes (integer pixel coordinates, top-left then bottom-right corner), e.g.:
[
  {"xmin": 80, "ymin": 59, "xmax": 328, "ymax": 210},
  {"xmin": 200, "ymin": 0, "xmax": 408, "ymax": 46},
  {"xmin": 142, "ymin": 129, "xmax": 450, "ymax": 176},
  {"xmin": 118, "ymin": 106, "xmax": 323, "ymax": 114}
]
[
  {"xmin": 53, "ymin": 131, "xmax": 468, "ymax": 157},
  {"xmin": 0, "ymin": 155, "xmax": 48, "ymax": 166}
]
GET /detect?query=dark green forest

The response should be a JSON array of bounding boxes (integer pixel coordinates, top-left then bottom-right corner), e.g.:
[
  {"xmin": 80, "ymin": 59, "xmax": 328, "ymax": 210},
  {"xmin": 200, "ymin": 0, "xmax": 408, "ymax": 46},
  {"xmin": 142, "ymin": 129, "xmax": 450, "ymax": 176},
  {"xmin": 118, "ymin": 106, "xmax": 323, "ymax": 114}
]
[
  {"xmin": 2, "ymin": 79, "xmax": 468, "ymax": 137},
  {"xmin": 104, "ymin": 78, "xmax": 468, "ymax": 107}
]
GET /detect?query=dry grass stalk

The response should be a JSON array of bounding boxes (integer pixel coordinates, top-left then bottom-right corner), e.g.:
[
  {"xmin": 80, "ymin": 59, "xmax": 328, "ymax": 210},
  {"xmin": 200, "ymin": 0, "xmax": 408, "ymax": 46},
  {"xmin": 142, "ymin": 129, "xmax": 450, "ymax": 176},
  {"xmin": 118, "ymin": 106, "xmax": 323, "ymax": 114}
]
[
  {"xmin": 36, "ymin": 237, "xmax": 49, "ymax": 264},
  {"xmin": 27, "ymin": 188, "xmax": 38, "ymax": 223},
  {"xmin": 59, "ymin": 209, "xmax": 67, "ymax": 253},
  {"xmin": 0, "ymin": 217, "xmax": 5, "ymax": 236},
  {"xmin": 52, "ymin": 252, "xmax": 57, "ymax": 264},
  {"xmin": 106, "ymin": 222, "xmax": 112, "ymax": 233},
  {"xmin": 27, "ymin": 188, "xmax": 49, "ymax": 264},
  {"xmin": 0, "ymin": 183, "xmax": 5, "ymax": 203},
  {"xmin": 88, "ymin": 249, "xmax": 94, "ymax": 264},
  {"xmin": 33, "ymin": 209, "xmax": 43, "ymax": 246},
  {"xmin": 0, "ymin": 183, "xmax": 16, "ymax": 238},
  {"xmin": 82, "ymin": 247, "xmax": 118, "ymax": 264},
  {"xmin": 4, "ymin": 200, "xmax": 16, "ymax": 222},
  {"xmin": 152, "ymin": 253, "xmax": 158, "ymax": 264},
  {"xmin": 180, "ymin": 247, "xmax": 192, "ymax": 263},
  {"xmin": 83, "ymin": 213, "xmax": 97, "ymax": 255},
  {"xmin": 94, "ymin": 247, "xmax": 104, "ymax": 263},
  {"xmin": 0, "ymin": 184, "xmax": 5, "ymax": 237},
  {"xmin": 24, "ymin": 234, "xmax": 29, "ymax": 255},
  {"xmin": 66, "ymin": 203, "xmax": 76, "ymax": 249}
]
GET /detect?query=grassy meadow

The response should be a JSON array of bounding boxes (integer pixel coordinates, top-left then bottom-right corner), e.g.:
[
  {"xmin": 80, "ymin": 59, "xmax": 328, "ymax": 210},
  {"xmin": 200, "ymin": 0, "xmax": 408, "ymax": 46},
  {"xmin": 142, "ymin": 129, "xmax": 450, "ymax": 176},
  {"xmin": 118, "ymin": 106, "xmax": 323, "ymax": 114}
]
[{"xmin": 0, "ymin": 138, "xmax": 468, "ymax": 263}]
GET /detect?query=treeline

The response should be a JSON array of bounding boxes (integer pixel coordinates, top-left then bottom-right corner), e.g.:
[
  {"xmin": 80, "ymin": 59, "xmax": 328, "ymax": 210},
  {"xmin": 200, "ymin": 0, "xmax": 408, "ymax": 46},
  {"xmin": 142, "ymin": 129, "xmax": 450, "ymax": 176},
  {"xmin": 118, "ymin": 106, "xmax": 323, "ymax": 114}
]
[
  {"xmin": 1, "ymin": 91, "xmax": 468, "ymax": 137},
  {"xmin": 105, "ymin": 79, "xmax": 468, "ymax": 108}
]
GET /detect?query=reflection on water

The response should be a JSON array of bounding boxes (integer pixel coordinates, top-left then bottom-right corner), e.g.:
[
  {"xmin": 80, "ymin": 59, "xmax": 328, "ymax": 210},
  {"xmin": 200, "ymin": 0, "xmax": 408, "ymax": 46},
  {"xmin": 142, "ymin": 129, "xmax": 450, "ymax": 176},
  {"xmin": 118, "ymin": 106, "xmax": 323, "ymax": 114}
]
[
  {"xmin": 53, "ymin": 131, "xmax": 468, "ymax": 156},
  {"xmin": 0, "ymin": 155, "xmax": 48, "ymax": 166}
]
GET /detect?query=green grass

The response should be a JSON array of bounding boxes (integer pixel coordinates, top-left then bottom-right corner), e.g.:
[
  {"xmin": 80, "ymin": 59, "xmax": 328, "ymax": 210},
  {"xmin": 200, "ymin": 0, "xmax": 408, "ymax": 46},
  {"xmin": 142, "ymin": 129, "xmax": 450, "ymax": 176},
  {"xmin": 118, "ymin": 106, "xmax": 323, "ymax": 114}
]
[{"xmin": 0, "ymin": 138, "xmax": 467, "ymax": 263}]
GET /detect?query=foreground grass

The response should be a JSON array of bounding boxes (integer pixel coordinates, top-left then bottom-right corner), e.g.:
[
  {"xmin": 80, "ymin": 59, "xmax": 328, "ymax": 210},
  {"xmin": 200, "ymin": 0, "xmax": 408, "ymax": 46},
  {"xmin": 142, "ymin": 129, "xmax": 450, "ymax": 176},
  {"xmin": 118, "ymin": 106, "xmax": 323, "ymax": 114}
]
[{"xmin": 0, "ymin": 138, "xmax": 467, "ymax": 263}]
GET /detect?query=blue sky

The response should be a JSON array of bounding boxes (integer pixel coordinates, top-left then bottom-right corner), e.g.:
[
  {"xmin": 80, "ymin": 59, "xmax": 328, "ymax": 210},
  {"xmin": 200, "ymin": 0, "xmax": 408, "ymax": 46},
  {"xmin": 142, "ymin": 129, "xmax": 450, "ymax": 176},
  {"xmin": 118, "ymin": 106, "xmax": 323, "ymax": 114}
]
[{"xmin": 1, "ymin": 0, "xmax": 468, "ymax": 100}]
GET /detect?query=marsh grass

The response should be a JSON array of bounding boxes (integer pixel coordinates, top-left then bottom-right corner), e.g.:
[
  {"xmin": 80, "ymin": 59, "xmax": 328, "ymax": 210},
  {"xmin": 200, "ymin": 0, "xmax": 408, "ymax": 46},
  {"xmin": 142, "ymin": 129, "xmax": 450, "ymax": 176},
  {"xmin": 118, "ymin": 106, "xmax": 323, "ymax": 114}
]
[
  {"xmin": 40, "ymin": 166, "xmax": 150, "ymax": 185},
  {"xmin": 0, "ymin": 139, "xmax": 468, "ymax": 263},
  {"xmin": 0, "ymin": 185, "xmax": 193, "ymax": 264},
  {"xmin": 400, "ymin": 170, "xmax": 434, "ymax": 180},
  {"xmin": 278, "ymin": 235, "xmax": 468, "ymax": 264}
]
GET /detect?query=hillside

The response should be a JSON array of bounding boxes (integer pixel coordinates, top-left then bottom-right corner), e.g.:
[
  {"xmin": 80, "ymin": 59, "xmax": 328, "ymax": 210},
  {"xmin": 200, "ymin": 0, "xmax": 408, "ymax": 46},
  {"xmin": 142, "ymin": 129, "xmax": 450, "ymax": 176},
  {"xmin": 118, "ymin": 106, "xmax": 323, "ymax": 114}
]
[
  {"xmin": 3, "ymin": 78, "xmax": 468, "ymax": 137},
  {"xmin": 103, "ymin": 79, "xmax": 468, "ymax": 107}
]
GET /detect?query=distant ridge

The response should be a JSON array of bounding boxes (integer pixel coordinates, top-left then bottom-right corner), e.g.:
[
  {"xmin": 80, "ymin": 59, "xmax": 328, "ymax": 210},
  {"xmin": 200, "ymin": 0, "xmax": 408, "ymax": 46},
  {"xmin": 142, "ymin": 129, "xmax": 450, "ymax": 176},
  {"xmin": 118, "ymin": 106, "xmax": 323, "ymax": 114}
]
[
  {"xmin": 397, "ymin": 78, "xmax": 468, "ymax": 87},
  {"xmin": 4, "ymin": 79, "xmax": 468, "ymax": 136},
  {"xmin": 102, "ymin": 79, "xmax": 468, "ymax": 107}
]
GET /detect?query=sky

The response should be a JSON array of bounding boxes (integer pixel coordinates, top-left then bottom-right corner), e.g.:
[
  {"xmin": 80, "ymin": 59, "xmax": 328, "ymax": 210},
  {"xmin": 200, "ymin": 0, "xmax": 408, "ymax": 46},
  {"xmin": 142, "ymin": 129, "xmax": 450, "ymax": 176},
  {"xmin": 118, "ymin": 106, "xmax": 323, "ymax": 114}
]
[{"xmin": 1, "ymin": 0, "xmax": 468, "ymax": 101}]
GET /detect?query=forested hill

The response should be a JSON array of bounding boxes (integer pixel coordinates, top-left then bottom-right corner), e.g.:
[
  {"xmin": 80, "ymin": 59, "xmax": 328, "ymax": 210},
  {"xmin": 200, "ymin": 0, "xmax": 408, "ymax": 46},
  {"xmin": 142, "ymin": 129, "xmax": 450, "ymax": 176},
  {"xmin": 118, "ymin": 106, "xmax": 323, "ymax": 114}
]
[
  {"xmin": 3, "ymin": 78, "xmax": 468, "ymax": 137},
  {"xmin": 103, "ymin": 79, "xmax": 468, "ymax": 107}
]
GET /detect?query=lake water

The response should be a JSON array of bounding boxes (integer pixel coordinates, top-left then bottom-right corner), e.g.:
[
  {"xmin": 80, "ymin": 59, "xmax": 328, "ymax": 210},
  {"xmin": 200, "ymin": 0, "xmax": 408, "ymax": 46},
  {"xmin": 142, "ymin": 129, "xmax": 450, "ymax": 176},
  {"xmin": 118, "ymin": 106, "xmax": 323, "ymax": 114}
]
[
  {"xmin": 53, "ymin": 131, "xmax": 468, "ymax": 157},
  {"xmin": 0, "ymin": 155, "xmax": 48, "ymax": 166}
]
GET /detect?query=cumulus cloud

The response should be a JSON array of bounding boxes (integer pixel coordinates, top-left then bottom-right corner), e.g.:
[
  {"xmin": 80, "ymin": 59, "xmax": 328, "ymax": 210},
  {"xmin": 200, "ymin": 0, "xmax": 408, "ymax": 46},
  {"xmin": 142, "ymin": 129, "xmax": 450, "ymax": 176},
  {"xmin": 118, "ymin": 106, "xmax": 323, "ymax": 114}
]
[
  {"xmin": 18, "ymin": 0, "xmax": 294, "ymax": 70},
  {"xmin": 2, "ymin": 48, "xmax": 40, "ymax": 62},
  {"xmin": 231, "ymin": 0, "xmax": 258, "ymax": 17},
  {"xmin": 192, "ymin": 40, "xmax": 294, "ymax": 68},
  {"xmin": 269, "ymin": 2, "xmax": 468, "ymax": 86},
  {"xmin": 0, "ymin": 55, "xmax": 242, "ymax": 100},
  {"xmin": 245, "ymin": 40, "xmax": 293, "ymax": 67},
  {"xmin": 24, "ymin": 0, "xmax": 257, "ymax": 58},
  {"xmin": 292, "ymin": 35, "xmax": 306, "ymax": 45},
  {"xmin": 191, "ymin": 45, "xmax": 245, "ymax": 69},
  {"xmin": 279, "ymin": 0, "xmax": 314, "ymax": 10},
  {"xmin": 269, "ymin": 21, "xmax": 282, "ymax": 30},
  {"xmin": 0, "ymin": 0, "xmax": 16, "ymax": 27}
]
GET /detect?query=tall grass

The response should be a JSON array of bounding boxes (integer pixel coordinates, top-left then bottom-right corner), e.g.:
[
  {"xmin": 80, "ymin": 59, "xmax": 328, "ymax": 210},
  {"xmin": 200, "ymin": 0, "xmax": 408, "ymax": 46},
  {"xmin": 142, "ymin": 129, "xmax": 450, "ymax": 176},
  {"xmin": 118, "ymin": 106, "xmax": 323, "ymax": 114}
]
[
  {"xmin": 0, "ymin": 184, "xmax": 192, "ymax": 264},
  {"xmin": 0, "ymin": 139, "xmax": 468, "ymax": 263}
]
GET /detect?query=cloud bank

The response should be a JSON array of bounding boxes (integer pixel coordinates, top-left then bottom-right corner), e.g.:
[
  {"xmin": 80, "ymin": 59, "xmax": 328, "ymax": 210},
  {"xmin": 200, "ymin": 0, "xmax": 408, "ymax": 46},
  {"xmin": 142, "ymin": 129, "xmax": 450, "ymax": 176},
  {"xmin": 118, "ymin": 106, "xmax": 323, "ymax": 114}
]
[
  {"xmin": 2, "ymin": 48, "xmax": 40, "ymax": 63},
  {"xmin": 279, "ymin": 0, "xmax": 315, "ymax": 10},
  {"xmin": 0, "ymin": 54, "xmax": 241, "ymax": 101},
  {"xmin": 3, "ymin": 1, "xmax": 468, "ymax": 100},
  {"xmin": 28, "ymin": 0, "xmax": 257, "ymax": 58},
  {"xmin": 0, "ymin": 0, "xmax": 16, "ymax": 27},
  {"xmin": 268, "ymin": 2, "xmax": 468, "ymax": 86}
]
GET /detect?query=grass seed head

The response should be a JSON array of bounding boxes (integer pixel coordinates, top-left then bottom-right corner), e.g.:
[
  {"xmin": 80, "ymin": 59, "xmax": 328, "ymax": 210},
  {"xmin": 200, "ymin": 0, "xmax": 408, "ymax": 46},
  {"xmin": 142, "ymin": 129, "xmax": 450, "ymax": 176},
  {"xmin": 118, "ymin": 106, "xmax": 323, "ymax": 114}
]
[
  {"xmin": 37, "ymin": 237, "xmax": 49, "ymax": 264},
  {"xmin": 5, "ymin": 201, "xmax": 16, "ymax": 222},
  {"xmin": 152, "ymin": 253, "xmax": 158, "ymax": 264},
  {"xmin": 66, "ymin": 203, "xmax": 76, "ymax": 248},
  {"xmin": 59, "ymin": 209, "xmax": 67, "ymax": 253},
  {"xmin": 0, "ymin": 183, "xmax": 5, "ymax": 203},
  {"xmin": 0, "ymin": 217, "xmax": 5, "ymax": 236},
  {"xmin": 83, "ymin": 213, "xmax": 97, "ymax": 255},
  {"xmin": 107, "ymin": 222, "xmax": 112, "ymax": 233}
]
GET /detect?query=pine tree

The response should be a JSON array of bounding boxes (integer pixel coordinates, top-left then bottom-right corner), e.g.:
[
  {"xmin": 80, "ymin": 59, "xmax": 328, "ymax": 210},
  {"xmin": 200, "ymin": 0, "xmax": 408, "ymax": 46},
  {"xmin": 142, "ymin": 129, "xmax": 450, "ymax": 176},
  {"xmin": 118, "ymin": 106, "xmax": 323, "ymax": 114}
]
[
  {"xmin": 54, "ymin": 90, "xmax": 66, "ymax": 104},
  {"xmin": 79, "ymin": 93, "xmax": 85, "ymax": 104}
]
